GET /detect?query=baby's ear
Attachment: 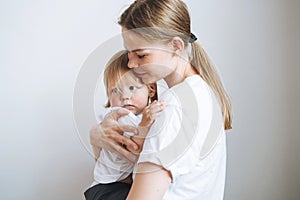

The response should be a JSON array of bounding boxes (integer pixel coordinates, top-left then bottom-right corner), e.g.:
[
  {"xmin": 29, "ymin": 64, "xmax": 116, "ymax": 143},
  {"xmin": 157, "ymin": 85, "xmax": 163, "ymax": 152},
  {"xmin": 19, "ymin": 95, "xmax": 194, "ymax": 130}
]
[{"xmin": 147, "ymin": 83, "xmax": 157, "ymax": 98}]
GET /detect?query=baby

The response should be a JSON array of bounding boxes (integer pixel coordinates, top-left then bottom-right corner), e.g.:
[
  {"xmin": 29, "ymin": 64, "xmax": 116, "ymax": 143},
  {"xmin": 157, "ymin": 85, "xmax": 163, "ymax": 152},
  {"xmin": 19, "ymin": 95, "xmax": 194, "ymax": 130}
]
[{"xmin": 85, "ymin": 50, "xmax": 164, "ymax": 200}]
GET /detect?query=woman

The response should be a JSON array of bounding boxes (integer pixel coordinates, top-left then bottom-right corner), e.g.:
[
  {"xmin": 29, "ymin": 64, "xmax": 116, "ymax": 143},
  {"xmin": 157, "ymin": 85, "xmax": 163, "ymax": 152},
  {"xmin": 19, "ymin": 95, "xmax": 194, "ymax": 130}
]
[{"xmin": 90, "ymin": 0, "xmax": 232, "ymax": 199}]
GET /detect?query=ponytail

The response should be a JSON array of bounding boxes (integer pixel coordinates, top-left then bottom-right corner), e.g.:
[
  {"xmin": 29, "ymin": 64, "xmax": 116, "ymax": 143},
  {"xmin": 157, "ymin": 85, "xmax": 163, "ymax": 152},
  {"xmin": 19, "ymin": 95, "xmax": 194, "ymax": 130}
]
[{"xmin": 191, "ymin": 42, "xmax": 232, "ymax": 130}]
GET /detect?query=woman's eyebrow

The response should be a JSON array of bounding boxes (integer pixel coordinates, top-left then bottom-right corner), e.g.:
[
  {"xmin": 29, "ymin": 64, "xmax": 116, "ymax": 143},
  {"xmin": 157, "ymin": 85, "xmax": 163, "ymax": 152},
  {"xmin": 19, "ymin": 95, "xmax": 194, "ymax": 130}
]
[
  {"xmin": 127, "ymin": 47, "xmax": 169, "ymax": 53},
  {"xmin": 126, "ymin": 48, "xmax": 146, "ymax": 53}
]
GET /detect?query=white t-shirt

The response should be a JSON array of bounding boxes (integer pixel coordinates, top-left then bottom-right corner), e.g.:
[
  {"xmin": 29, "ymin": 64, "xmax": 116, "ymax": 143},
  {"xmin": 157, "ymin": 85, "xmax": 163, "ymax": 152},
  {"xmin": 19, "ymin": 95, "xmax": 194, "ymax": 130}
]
[
  {"xmin": 92, "ymin": 107, "xmax": 141, "ymax": 185},
  {"xmin": 135, "ymin": 75, "xmax": 226, "ymax": 200}
]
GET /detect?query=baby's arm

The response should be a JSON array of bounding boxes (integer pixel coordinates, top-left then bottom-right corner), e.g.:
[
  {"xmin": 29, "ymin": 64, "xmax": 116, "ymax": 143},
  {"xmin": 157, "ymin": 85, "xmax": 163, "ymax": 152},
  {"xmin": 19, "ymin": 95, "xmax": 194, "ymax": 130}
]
[{"xmin": 131, "ymin": 100, "xmax": 165, "ymax": 154}]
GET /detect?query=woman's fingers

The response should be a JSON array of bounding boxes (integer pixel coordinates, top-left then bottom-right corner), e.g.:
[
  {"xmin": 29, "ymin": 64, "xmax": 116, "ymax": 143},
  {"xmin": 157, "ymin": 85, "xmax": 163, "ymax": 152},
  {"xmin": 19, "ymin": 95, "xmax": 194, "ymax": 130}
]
[
  {"xmin": 106, "ymin": 130, "xmax": 139, "ymax": 163},
  {"xmin": 110, "ymin": 140, "xmax": 138, "ymax": 163},
  {"xmin": 109, "ymin": 125, "xmax": 139, "ymax": 151},
  {"xmin": 94, "ymin": 126, "xmax": 138, "ymax": 163},
  {"xmin": 119, "ymin": 124, "xmax": 138, "ymax": 135},
  {"xmin": 108, "ymin": 108, "xmax": 130, "ymax": 120},
  {"xmin": 89, "ymin": 110, "xmax": 139, "ymax": 163}
]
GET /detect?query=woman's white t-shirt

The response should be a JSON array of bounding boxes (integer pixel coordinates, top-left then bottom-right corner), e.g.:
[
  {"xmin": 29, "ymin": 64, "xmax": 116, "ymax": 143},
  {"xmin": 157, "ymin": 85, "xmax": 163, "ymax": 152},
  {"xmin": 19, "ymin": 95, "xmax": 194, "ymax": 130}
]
[{"xmin": 135, "ymin": 75, "xmax": 226, "ymax": 200}]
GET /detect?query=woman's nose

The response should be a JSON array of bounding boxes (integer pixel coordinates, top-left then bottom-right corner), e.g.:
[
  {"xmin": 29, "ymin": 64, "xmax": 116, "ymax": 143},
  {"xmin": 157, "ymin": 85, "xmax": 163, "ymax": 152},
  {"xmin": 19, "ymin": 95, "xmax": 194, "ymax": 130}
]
[
  {"xmin": 127, "ymin": 52, "xmax": 138, "ymax": 68},
  {"xmin": 128, "ymin": 60, "xmax": 138, "ymax": 69}
]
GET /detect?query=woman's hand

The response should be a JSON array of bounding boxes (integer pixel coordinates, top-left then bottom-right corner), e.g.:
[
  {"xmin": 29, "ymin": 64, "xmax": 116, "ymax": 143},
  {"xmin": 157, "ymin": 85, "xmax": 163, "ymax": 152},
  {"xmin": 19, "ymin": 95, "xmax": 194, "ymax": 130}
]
[{"xmin": 89, "ymin": 108, "xmax": 139, "ymax": 163}]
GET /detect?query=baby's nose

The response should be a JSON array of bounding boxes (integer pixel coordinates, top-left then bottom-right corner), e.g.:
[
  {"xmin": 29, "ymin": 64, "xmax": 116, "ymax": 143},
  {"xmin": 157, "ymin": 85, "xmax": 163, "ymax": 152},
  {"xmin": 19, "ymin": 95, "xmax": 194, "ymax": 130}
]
[{"xmin": 121, "ymin": 89, "xmax": 132, "ymax": 100}]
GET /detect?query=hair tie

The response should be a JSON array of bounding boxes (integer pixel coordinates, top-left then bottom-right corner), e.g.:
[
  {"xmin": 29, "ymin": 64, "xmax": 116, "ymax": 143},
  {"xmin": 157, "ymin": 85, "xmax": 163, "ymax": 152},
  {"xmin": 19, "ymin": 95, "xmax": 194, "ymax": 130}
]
[{"xmin": 189, "ymin": 33, "xmax": 197, "ymax": 43}]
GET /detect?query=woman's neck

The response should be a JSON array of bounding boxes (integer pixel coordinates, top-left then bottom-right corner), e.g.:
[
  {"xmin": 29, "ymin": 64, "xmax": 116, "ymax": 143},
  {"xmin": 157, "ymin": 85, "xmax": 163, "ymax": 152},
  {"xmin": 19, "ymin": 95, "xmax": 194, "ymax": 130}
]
[{"xmin": 164, "ymin": 62, "xmax": 198, "ymax": 88}]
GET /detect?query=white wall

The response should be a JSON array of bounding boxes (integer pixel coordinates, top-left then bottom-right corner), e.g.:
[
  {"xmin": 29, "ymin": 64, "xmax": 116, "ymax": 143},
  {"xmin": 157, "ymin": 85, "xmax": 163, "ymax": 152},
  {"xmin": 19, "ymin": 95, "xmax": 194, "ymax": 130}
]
[{"xmin": 0, "ymin": 0, "xmax": 299, "ymax": 199}]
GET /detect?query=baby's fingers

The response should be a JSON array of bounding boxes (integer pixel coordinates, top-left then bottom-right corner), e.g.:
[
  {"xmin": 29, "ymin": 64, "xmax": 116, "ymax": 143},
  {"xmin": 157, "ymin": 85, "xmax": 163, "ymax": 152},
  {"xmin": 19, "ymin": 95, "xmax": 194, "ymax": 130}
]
[{"xmin": 149, "ymin": 101, "xmax": 165, "ymax": 113}]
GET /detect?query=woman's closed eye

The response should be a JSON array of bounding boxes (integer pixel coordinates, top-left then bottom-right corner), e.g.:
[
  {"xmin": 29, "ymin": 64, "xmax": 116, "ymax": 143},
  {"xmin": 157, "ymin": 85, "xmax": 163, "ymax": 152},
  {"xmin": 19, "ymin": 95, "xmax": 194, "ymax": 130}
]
[{"xmin": 137, "ymin": 54, "xmax": 146, "ymax": 59}]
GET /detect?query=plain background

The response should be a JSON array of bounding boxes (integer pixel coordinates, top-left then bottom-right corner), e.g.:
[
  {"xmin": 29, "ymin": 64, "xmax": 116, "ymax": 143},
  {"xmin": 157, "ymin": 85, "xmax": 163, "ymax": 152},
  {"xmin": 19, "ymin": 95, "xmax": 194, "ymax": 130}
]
[{"xmin": 1, "ymin": 0, "xmax": 299, "ymax": 199}]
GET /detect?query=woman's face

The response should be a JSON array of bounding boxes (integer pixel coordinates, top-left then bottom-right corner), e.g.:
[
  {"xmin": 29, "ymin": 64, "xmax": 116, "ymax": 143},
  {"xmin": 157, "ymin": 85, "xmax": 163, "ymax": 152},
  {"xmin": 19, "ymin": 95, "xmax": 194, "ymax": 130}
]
[{"xmin": 122, "ymin": 28, "xmax": 177, "ymax": 84}]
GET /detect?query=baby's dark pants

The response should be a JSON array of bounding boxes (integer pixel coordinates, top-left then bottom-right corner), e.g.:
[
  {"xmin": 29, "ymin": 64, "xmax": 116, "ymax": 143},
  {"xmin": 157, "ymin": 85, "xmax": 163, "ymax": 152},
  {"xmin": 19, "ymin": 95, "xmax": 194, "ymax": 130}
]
[{"xmin": 84, "ymin": 182, "xmax": 131, "ymax": 200}]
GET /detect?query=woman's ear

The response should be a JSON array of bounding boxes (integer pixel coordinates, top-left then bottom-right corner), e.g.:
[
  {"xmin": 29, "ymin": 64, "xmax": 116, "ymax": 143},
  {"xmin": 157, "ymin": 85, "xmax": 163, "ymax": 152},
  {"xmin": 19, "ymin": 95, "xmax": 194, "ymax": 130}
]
[
  {"xmin": 147, "ymin": 83, "xmax": 157, "ymax": 98},
  {"xmin": 171, "ymin": 36, "xmax": 185, "ymax": 54}
]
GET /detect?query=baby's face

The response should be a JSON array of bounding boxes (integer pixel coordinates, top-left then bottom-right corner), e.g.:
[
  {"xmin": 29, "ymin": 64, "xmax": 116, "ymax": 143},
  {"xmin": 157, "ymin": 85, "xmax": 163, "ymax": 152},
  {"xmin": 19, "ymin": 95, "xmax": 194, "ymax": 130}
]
[{"xmin": 108, "ymin": 71, "xmax": 149, "ymax": 115}]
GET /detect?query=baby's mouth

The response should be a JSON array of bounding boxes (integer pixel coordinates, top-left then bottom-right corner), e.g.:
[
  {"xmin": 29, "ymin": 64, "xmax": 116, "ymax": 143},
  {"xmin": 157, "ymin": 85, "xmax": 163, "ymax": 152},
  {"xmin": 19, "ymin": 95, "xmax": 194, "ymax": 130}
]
[{"xmin": 123, "ymin": 104, "xmax": 135, "ymax": 110}]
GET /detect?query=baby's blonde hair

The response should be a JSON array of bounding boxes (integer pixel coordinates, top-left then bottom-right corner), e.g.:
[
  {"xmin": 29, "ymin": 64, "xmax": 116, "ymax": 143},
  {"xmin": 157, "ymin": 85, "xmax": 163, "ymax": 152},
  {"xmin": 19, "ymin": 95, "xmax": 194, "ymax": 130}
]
[
  {"xmin": 119, "ymin": 0, "xmax": 232, "ymax": 129},
  {"xmin": 103, "ymin": 50, "xmax": 129, "ymax": 107}
]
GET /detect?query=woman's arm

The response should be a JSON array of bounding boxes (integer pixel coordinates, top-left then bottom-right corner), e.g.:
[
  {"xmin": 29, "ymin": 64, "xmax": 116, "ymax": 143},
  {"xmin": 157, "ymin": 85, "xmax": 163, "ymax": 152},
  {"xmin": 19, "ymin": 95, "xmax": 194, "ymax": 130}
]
[
  {"xmin": 126, "ymin": 162, "xmax": 172, "ymax": 200},
  {"xmin": 92, "ymin": 145, "xmax": 101, "ymax": 161},
  {"xmin": 89, "ymin": 108, "xmax": 139, "ymax": 163}
]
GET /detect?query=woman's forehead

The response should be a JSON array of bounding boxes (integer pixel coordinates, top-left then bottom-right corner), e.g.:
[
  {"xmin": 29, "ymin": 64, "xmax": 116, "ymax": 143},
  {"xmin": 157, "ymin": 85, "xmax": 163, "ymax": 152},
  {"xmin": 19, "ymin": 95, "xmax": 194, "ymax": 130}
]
[
  {"xmin": 122, "ymin": 34, "xmax": 171, "ymax": 54},
  {"xmin": 122, "ymin": 29, "xmax": 154, "ymax": 51}
]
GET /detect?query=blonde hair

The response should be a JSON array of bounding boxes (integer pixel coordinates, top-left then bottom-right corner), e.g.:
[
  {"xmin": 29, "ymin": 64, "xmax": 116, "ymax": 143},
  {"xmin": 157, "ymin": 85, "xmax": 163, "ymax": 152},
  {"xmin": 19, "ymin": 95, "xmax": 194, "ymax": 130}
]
[
  {"xmin": 119, "ymin": 0, "xmax": 232, "ymax": 129},
  {"xmin": 103, "ymin": 50, "xmax": 157, "ymax": 107}
]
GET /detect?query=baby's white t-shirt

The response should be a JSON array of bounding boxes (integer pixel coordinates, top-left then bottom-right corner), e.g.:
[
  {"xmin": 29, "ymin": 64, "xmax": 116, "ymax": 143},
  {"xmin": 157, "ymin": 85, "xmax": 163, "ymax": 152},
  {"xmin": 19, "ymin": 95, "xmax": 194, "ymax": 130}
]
[{"xmin": 92, "ymin": 107, "xmax": 141, "ymax": 185}]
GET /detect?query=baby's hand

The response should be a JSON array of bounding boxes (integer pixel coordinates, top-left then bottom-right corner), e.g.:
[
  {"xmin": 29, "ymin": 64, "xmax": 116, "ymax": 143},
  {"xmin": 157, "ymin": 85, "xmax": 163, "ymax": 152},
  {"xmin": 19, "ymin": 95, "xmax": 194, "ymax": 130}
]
[
  {"xmin": 139, "ymin": 100, "xmax": 165, "ymax": 127},
  {"xmin": 132, "ymin": 101, "xmax": 165, "ymax": 153}
]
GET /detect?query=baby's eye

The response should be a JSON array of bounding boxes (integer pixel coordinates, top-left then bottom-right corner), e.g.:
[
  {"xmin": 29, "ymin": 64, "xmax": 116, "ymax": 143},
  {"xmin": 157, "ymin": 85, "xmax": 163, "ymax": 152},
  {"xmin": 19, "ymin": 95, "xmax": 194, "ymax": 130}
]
[
  {"xmin": 129, "ymin": 86, "xmax": 136, "ymax": 91},
  {"xmin": 111, "ymin": 88, "xmax": 120, "ymax": 94}
]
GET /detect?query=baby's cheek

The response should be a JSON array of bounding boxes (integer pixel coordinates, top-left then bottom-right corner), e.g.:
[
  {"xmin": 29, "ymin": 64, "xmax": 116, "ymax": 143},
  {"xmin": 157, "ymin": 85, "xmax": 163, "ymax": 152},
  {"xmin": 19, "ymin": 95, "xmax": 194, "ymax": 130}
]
[
  {"xmin": 134, "ymin": 93, "xmax": 148, "ymax": 106},
  {"xmin": 110, "ymin": 98, "xmax": 122, "ymax": 107}
]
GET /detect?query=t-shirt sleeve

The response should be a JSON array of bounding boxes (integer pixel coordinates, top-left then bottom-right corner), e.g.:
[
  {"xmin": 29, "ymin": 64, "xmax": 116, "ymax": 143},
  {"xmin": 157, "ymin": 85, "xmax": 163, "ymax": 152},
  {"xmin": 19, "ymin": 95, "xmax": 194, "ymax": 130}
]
[{"xmin": 137, "ymin": 80, "xmax": 216, "ymax": 182}]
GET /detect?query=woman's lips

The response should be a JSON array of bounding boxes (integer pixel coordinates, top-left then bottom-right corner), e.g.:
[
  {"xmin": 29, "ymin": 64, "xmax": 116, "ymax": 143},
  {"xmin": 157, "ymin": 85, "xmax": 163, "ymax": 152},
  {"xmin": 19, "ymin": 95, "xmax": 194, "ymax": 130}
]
[{"xmin": 133, "ymin": 70, "xmax": 146, "ymax": 77}]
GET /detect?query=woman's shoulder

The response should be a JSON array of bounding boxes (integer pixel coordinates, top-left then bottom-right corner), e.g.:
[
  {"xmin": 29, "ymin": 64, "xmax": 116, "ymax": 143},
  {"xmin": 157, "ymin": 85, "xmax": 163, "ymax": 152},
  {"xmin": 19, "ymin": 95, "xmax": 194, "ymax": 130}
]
[{"xmin": 185, "ymin": 74, "xmax": 209, "ymax": 89}]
